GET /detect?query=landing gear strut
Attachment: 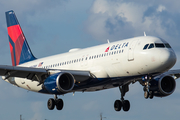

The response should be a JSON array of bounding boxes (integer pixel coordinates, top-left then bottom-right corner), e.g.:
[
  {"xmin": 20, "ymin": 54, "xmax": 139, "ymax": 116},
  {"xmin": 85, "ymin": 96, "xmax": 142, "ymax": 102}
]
[
  {"xmin": 143, "ymin": 75, "xmax": 154, "ymax": 99},
  {"xmin": 114, "ymin": 85, "xmax": 130, "ymax": 112},
  {"xmin": 47, "ymin": 95, "xmax": 64, "ymax": 110}
]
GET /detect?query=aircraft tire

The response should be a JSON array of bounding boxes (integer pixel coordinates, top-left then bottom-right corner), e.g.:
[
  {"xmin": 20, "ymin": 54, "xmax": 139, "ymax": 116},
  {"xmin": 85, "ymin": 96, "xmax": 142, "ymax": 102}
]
[
  {"xmin": 56, "ymin": 99, "xmax": 64, "ymax": 110},
  {"xmin": 47, "ymin": 98, "xmax": 55, "ymax": 110},
  {"xmin": 149, "ymin": 91, "xmax": 154, "ymax": 99},
  {"xmin": 144, "ymin": 91, "xmax": 149, "ymax": 99},
  {"xmin": 123, "ymin": 100, "xmax": 130, "ymax": 112},
  {"xmin": 114, "ymin": 100, "xmax": 122, "ymax": 111}
]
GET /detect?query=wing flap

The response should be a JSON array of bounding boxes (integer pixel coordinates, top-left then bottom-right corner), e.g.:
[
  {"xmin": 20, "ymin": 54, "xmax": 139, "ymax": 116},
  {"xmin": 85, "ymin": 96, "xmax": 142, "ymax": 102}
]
[
  {"xmin": 0, "ymin": 65, "xmax": 47, "ymax": 82},
  {"xmin": 0, "ymin": 65, "xmax": 93, "ymax": 83}
]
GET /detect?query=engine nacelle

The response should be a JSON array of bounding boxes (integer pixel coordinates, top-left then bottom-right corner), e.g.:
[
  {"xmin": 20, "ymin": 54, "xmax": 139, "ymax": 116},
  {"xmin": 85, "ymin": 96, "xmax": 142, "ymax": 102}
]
[
  {"xmin": 149, "ymin": 75, "xmax": 176, "ymax": 97},
  {"xmin": 43, "ymin": 72, "xmax": 75, "ymax": 94}
]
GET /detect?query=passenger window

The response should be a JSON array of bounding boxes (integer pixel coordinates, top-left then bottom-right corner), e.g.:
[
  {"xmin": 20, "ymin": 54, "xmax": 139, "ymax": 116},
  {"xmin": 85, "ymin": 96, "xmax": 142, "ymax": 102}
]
[
  {"xmin": 155, "ymin": 43, "xmax": 165, "ymax": 48},
  {"xmin": 143, "ymin": 44, "xmax": 149, "ymax": 50},
  {"xmin": 148, "ymin": 43, "xmax": 154, "ymax": 49}
]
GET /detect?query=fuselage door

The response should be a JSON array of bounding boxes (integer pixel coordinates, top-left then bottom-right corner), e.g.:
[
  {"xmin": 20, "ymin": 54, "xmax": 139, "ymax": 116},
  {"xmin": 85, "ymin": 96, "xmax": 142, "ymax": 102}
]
[{"xmin": 128, "ymin": 40, "xmax": 138, "ymax": 61}]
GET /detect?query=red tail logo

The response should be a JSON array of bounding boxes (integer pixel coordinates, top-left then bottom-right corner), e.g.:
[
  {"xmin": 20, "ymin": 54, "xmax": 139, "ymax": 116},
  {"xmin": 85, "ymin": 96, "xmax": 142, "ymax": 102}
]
[
  {"xmin": 6, "ymin": 10, "xmax": 36, "ymax": 66},
  {"xmin": 105, "ymin": 46, "xmax": 110, "ymax": 52}
]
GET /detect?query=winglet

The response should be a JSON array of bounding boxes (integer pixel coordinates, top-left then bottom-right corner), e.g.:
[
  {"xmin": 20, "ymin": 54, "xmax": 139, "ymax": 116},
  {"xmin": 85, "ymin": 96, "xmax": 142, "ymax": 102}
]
[{"xmin": 5, "ymin": 10, "xmax": 36, "ymax": 66}]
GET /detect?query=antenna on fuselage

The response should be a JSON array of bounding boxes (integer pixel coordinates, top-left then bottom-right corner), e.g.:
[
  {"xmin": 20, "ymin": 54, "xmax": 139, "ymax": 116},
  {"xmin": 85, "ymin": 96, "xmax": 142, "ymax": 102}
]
[
  {"xmin": 144, "ymin": 32, "xmax": 147, "ymax": 36},
  {"xmin": 107, "ymin": 39, "xmax": 110, "ymax": 43}
]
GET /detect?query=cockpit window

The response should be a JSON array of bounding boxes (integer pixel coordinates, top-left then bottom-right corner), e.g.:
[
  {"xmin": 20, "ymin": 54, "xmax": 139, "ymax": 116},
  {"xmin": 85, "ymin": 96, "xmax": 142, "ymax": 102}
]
[
  {"xmin": 165, "ymin": 43, "xmax": 171, "ymax": 48},
  {"xmin": 143, "ymin": 44, "xmax": 149, "ymax": 50},
  {"xmin": 143, "ymin": 42, "xmax": 171, "ymax": 50},
  {"xmin": 148, "ymin": 43, "xmax": 154, "ymax": 49},
  {"xmin": 155, "ymin": 43, "xmax": 165, "ymax": 48}
]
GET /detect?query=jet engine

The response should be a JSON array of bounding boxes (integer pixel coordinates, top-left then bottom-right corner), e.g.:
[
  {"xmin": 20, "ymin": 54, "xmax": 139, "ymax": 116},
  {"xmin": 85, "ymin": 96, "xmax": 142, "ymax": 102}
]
[
  {"xmin": 149, "ymin": 75, "xmax": 176, "ymax": 97},
  {"xmin": 43, "ymin": 72, "xmax": 75, "ymax": 94}
]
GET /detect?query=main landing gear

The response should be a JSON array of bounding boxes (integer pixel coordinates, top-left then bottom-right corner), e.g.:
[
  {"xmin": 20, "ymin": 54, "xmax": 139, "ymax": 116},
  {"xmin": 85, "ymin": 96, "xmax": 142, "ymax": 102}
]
[
  {"xmin": 47, "ymin": 95, "xmax": 64, "ymax": 110},
  {"xmin": 114, "ymin": 85, "xmax": 130, "ymax": 112}
]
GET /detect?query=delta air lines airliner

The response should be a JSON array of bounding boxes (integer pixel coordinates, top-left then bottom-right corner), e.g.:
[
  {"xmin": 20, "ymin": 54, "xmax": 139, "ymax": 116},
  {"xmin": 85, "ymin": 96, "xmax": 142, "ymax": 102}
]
[{"xmin": 0, "ymin": 10, "xmax": 179, "ymax": 112}]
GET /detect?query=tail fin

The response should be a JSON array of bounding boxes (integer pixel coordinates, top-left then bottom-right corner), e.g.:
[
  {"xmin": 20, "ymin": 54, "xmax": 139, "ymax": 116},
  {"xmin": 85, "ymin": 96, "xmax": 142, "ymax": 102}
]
[{"xmin": 5, "ymin": 10, "xmax": 36, "ymax": 66}]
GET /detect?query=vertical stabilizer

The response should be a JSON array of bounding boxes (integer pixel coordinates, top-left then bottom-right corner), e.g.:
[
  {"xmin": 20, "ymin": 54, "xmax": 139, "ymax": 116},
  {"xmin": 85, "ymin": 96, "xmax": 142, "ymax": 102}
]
[{"xmin": 5, "ymin": 10, "xmax": 36, "ymax": 66}]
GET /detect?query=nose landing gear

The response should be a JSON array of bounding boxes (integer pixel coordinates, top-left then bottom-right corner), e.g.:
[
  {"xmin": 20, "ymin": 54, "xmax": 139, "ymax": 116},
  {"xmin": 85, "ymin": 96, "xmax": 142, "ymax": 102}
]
[
  {"xmin": 47, "ymin": 95, "xmax": 64, "ymax": 110},
  {"xmin": 114, "ymin": 85, "xmax": 130, "ymax": 112},
  {"xmin": 143, "ymin": 75, "xmax": 154, "ymax": 99}
]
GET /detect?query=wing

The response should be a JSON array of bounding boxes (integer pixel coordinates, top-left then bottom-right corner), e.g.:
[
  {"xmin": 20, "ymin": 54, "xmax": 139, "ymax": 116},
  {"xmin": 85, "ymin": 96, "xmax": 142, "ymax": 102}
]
[
  {"xmin": 162, "ymin": 69, "xmax": 180, "ymax": 80},
  {"xmin": 0, "ymin": 65, "xmax": 92, "ymax": 84}
]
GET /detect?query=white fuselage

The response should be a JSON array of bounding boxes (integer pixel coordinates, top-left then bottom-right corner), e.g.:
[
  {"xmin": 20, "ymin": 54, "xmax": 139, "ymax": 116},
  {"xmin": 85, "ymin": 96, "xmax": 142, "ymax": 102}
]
[{"xmin": 4, "ymin": 36, "xmax": 177, "ymax": 93}]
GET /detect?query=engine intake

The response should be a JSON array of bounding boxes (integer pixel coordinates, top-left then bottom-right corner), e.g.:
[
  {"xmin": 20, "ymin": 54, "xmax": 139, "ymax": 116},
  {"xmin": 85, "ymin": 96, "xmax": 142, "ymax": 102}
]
[
  {"xmin": 43, "ymin": 72, "xmax": 75, "ymax": 94},
  {"xmin": 150, "ymin": 75, "xmax": 176, "ymax": 97},
  {"xmin": 160, "ymin": 76, "xmax": 175, "ymax": 94},
  {"xmin": 56, "ymin": 72, "xmax": 75, "ymax": 93}
]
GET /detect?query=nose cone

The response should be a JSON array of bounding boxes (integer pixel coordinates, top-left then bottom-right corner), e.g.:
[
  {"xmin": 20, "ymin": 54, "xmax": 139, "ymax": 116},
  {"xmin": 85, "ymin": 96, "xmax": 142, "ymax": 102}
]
[{"xmin": 160, "ymin": 49, "xmax": 176, "ymax": 70}]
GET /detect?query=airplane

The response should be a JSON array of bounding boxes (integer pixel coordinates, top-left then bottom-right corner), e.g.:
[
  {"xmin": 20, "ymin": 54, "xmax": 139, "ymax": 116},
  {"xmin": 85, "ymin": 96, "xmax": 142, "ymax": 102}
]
[{"xmin": 0, "ymin": 10, "xmax": 179, "ymax": 112}]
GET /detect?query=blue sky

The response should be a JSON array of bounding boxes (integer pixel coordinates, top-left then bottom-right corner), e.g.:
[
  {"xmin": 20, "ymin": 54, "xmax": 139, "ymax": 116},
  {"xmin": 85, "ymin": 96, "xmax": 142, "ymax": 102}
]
[{"xmin": 0, "ymin": 0, "xmax": 180, "ymax": 120}]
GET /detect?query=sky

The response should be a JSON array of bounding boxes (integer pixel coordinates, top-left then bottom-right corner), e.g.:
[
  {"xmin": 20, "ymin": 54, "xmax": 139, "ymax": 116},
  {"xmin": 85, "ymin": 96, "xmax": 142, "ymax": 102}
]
[{"xmin": 0, "ymin": 0, "xmax": 180, "ymax": 120}]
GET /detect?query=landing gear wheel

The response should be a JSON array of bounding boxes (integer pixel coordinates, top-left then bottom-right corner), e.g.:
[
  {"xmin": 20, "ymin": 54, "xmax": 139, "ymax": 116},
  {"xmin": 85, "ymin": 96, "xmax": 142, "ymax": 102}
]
[
  {"xmin": 144, "ymin": 91, "xmax": 149, "ymax": 99},
  {"xmin": 114, "ymin": 100, "xmax": 122, "ymax": 111},
  {"xmin": 47, "ymin": 95, "xmax": 64, "ymax": 110},
  {"xmin": 114, "ymin": 85, "xmax": 131, "ymax": 112},
  {"xmin": 149, "ymin": 91, "xmax": 154, "ymax": 99},
  {"xmin": 47, "ymin": 98, "xmax": 55, "ymax": 110},
  {"xmin": 123, "ymin": 100, "xmax": 130, "ymax": 112},
  {"xmin": 56, "ymin": 99, "xmax": 64, "ymax": 110}
]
